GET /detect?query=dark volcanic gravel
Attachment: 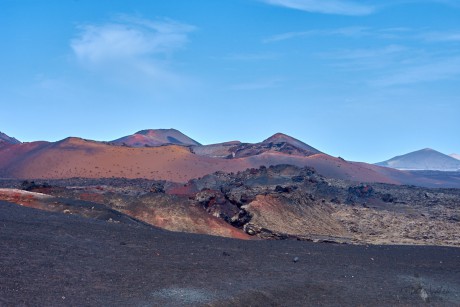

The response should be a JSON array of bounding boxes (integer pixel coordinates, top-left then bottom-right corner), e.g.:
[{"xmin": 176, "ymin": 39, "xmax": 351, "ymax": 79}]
[{"xmin": 1, "ymin": 201, "xmax": 459, "ymax": 306}]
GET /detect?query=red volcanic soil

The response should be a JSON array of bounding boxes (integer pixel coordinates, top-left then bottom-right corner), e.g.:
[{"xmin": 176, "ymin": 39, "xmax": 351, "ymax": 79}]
[
  {"xmin": 0, "ymin": 188, "xmax": 53, "ymax": 208},
  {"xmin": 120, "ymin": 198, "xmax": 250, "ymax": 239},
  {"xmin": 244, "ymin": 153, "xmax": 398, "ymax": 184},
  {"xmin": 0, "ymin": 138, "xmax": 240, "ymax": 182},
  {"xmin": 0, "ymin": 138, "xmax": 400, "ymax": 184},
  {"xmin": 2, "ymin": 137, "xmax": 456, "ymax": 187},
  {"xmin": 1, "ymin": 130, "xmax": 459, "ymax": 188},
  {"xmin": 0, "ymin": 141, "xmax": 49, "ymax": 172}
]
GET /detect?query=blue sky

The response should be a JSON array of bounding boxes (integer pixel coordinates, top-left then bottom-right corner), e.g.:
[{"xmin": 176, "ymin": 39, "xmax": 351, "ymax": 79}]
[{"xmin": 1, "ymin": 0, "xmax": 459, "ymax": 162}]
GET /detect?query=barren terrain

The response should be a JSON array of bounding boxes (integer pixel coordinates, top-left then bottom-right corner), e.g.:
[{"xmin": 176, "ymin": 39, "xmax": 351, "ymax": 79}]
[{"xmin": 1, "ymin": 202, "xmax": 459, "ymax": 306}]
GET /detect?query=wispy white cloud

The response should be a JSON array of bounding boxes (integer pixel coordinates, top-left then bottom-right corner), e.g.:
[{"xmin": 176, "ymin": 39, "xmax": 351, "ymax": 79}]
[
  {"xmin": 261, "ymin": 0, "xmax": 460, "ymax": 17},
  {"xmin": 70, "ymin": 16, "xmax": 196, "ymax": 90},
  {"xmin": 372, "ymin": 56, "xmax": 460, "ymax": 86},
  {"xmin": 318, "ymin": 45, "xmax": 408, "ymax": 66},
  {"xmin": 323, "ymin": 45, "xmax": 407, "ymax": 60},
  {"xmin": 317, "ymin": 40, "xmax": 460, "ymax": 86},
  {"xmin": 428, "ymin": 0, "xmax": 460, "ymax": 8},
  {"xmin": 265, "ymin": 26, "xmax": 460, "ymax": 44},
  {"xmin": 263, "ymin": 26, "xmax": 369, "ymax": 43},
  {"xmin": 421, "ymin": 31, "xmax": 460, "ymax": 42},
  {"xmin": 261, "ymin": 0, "xmax": 376, "ymax": 16},
  {"xmin": 315, "ymin": 45, "xmax": 411, "ymax": 74},
  {"xmin": 71, "ymin": 16, "xmax": 195, "ymax": 65}
]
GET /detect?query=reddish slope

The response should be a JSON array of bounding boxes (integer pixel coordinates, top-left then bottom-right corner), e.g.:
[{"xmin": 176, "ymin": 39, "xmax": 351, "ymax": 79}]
[
  {"xmin": 0, "ymin": 141, "xmax": 50, "ymax": 177},
  {"xmin": 0, "ymin": 137, "xmax": 402, "ymax": 185},
  {"xmin": 244, "ymin": 153, "xmax": 398, "ymax": 184},
  {"xmin": 0, "ymin": 138, "xmax": 243, "ymax": 182}
]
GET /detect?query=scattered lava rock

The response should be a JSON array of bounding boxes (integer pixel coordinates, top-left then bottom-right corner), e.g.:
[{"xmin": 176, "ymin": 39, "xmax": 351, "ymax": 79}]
[
  {"xmin": 21, "ymin": 180, "xmax": 51, "ymax": 192},
  {"xmin": 347, "ymin": 184, "xmax": 374, "ymax": 203},
  {"xmin": 150, "ymin": 182, "xmax": 165, "ymax": 193},
  {"xmin": 381, "ymin": 193, "xmax": 396, "ymax": 203}
]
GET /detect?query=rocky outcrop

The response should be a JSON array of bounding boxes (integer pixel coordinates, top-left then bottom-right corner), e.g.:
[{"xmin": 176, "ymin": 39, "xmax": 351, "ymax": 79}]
[
  {"xmin": 1, "ymin": 164, "xmax": 459, "ymax": 246},
  {"xmin": 192, "ymin": 133, "xmax": 321, "ymax": 159}
]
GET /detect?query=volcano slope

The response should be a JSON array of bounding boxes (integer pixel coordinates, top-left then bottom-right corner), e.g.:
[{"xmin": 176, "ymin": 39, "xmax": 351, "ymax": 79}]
[
  {"xmin": 3, "ymin": 133, "xmax": 460, "ymax": 188},
  {"xmin": 2, "ymin": 164, "xmax": 459, "ymax": 246},
  {"xmin": 1, "ymin": 201, "xmax": 460, "ymax": 306},
  {"xmin": 0, "ymin": 136, "xmax": 393, "ymax": 184}
]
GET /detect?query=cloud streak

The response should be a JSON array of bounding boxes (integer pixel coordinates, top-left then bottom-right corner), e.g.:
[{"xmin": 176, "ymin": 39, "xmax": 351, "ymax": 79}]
[
  {"xmin": 261, "ymin": 0, "xmax": 376, "ymax": 16},
  {"xmin": 263, "ymin": 26, "xmax": 369, "ymax": 43},
  {"xmin": 71, "ymin": 17, "xmax": 195, "ymax": 65},
  {"xmin": 317, "ymin": 45, "xmax": 409, "ymax": 72},
  {"xmin": 70, "ymin": 16, "xmax": 196, "ymax": 90},
  {"xmin": 421, "ymin": 31, "xmax": 460, "ymax": 42},
  {"xmin": 261, "ymin": 0, "xmax": 460, "ymax": 16},
  {"xmin": 372, "ymin": 56, "xmax": 460, "ymax": 86}
]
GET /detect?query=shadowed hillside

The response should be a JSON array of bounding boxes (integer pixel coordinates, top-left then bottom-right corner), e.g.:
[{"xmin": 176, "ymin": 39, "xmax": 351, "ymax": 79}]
[{"xmin": 0, "ymin": 131, "xmax": 21, "ymax": 147}]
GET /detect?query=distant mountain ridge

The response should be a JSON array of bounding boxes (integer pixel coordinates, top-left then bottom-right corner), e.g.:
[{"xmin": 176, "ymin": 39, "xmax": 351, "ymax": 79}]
[
  {"xmin": 1, "ymin": 128, "xmax": 459, "ymax": 187},
  {"xmin": 450, "ymin": 153, "xmax": 460, "ymax": 161},
  {"xmin": 376, "ymin": 148, "xmax": 460, "ymax": 171},
  {"xmin": 0, "ymin": 128, "xmax": 403, "ymax": 185}
]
